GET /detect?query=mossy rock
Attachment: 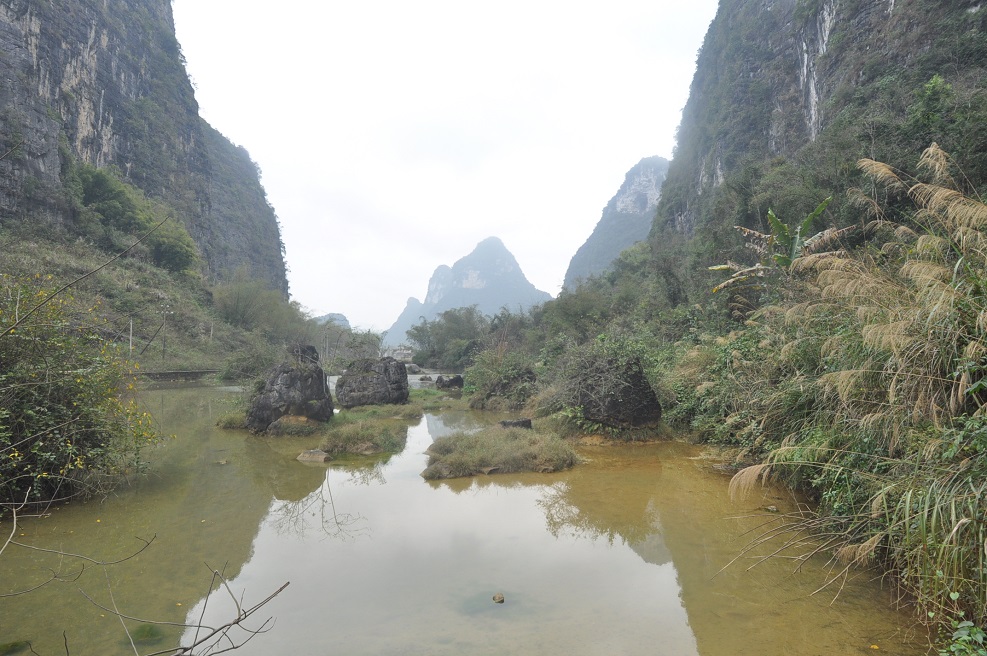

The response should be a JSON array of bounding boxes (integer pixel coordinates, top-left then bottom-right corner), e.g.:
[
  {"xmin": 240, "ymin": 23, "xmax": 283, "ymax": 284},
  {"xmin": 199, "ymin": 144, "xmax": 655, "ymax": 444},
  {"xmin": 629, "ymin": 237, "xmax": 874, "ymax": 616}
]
[{"xmin": 0, "ymin": 642, "xmax": 30, "ymax": 656}]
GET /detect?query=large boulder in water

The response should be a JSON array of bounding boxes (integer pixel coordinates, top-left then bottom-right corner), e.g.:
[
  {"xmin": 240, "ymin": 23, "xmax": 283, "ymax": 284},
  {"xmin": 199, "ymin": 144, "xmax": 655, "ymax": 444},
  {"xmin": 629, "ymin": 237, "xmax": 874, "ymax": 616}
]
[
  {"xmin": 246, "ymin": 346, "xmax": 334, "ymax": 434},
  {"xmin": 336, "ymin": 357, "xmax": 409, "ymax": 408}
]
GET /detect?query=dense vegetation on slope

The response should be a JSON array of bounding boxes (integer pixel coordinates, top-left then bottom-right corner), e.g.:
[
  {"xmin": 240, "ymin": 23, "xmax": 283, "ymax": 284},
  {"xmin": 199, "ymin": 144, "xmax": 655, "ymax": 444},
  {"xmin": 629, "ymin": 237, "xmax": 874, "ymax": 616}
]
[
  {"xmin": 650, "ymin": 0, "xmax": 987, "ymax": 308},
  {"xmin": 563, "ymin": 156, "xmax": 669, "ymax": 289}
]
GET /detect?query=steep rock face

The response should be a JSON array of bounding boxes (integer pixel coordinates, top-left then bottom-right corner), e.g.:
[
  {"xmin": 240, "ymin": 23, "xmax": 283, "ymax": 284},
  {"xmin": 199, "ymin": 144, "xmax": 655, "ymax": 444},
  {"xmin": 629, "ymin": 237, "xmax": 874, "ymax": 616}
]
[
  {"xmin": 384, "ymin": 237, "xmax": 552, "ymax": 346},
  {"xmin": 649, "ymin": 0, "xmax": 987, "ymax": 302},
  {"xmin": 563, "ymin": 156, "xmax": 668, "ymax": 289},
  {"xmin": 0, "ymin": 0, "xmax": 287, "ymax": 292}
]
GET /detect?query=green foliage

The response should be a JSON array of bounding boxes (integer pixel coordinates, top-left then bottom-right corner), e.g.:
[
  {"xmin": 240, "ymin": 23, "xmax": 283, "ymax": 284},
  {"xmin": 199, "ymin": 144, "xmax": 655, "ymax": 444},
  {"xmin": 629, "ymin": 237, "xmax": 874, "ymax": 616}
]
[
  {"xmin": 70, "ymin": 163, "xmax": 200, "ymax": 273},
  {"xmin": 406, "ymin": 306, "xmax": 489, "ymax": 370},
  {"xmin": 212, "ymin": 271, "xmax": 287, "ymax": 332},
  {"xmin": 464, "ymin": 348, "xmax": 537, "ymax": 411},
  {"xmin": 908, "ymin": 75, "xmax": 955, "ymax": 143},
  {"xmin": 939, "ymin": 614, "xmax": 987, "ymax": 656},
  {"xmin": 534, "ymin": 285, "xmax": 610, "ymax": 344},
  {"xmin": 0, "ymin": 275, "xmax": 157, "ymax": 509},
  {"xmin": 698, "ymin": 148, "xmax": 987, "ymax": 641}
]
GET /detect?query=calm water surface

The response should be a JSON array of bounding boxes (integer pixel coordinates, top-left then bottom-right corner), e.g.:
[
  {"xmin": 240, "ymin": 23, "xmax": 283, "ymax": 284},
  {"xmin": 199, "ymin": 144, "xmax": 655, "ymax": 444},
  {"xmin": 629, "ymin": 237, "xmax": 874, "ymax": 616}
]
[{"xmin": 0, "ymin": 385, "xmax": 928, "ymax": 655}]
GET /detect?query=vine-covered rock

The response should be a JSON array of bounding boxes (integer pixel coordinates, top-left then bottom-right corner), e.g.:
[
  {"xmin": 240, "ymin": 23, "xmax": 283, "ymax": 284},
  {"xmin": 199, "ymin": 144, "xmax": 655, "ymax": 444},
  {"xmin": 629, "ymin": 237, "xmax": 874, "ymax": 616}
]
[{"xmin": 573, "ymin": 356, "xmax": 662, "ymax": 428}]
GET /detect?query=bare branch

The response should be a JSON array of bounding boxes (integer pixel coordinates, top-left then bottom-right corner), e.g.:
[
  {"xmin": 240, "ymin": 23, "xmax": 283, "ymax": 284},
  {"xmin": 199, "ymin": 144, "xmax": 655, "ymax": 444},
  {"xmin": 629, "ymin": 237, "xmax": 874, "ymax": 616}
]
[
  {"xmin": 8, "ymin": 535, "xmax": 155, "ymax": 565},
  {"xmin": 0, "ymin": 487, "xmax": 31, "ymax": 560}
]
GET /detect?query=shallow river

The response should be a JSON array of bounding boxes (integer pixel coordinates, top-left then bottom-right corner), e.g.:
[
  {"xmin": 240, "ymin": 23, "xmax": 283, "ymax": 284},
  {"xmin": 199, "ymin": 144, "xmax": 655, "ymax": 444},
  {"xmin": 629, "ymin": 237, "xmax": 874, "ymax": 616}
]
[{"xmin": 0, "ymin": 385, "xmax": 928, "ymax": 655}]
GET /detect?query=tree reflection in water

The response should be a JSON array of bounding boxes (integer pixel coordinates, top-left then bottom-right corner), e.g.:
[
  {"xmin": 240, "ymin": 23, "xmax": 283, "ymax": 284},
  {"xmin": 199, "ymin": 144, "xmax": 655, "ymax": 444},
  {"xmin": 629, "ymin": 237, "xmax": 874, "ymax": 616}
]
[
  {"xmin": 268, "ymin": 476, "xmax": 367, "ymax": 541},
  {"xmin": 341, "ymin": 459, "xmax": 389, "ymax": 487}
]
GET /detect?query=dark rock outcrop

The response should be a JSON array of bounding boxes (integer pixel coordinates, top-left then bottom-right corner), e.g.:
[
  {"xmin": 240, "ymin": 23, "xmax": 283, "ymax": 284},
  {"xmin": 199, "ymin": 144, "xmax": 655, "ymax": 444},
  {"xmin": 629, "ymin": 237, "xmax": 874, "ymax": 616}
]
[
  {"xmin": 335, "ymin": 357, "xmax": 409, "ymax": 408},
  {"xmin": 435, "ymin": 374, "xmax": 464, "ymax": 390},
  {"xmin": 574, "ymin": 357, "xmax": 662, "ymax": 428},
  {"xmin": 499, "ymin": 419, "xmax": 532, "ymax": 429},
  {"xmin": 246, "ymin": 348, "xmax": 333, "ymax": 434},
  {"xmin": 555, "ymin": 351, "xmax": 662, "ymax": 430}
]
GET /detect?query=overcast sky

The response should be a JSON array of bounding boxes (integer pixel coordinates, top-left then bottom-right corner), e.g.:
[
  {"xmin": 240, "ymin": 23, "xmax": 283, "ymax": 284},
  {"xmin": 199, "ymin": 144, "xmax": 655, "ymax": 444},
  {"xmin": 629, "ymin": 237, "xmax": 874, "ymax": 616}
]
[{"xmin": 171, "ymin": 0, "xmax": 719, "ymax": 331}]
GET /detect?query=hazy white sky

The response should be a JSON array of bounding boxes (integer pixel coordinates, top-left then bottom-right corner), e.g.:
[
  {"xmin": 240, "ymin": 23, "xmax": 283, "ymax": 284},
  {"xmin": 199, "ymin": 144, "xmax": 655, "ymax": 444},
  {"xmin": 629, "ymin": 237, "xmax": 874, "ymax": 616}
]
[{"xmin": 171, "ymin": 0, "xmax": 719, "ymax": 331}]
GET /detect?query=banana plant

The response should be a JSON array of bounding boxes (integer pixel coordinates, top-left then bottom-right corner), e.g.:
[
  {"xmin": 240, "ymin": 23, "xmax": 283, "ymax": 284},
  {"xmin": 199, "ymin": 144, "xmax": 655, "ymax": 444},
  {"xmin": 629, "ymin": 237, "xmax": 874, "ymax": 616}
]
[
  {"xmin": 767, "ymin": 196, "xmax": 832, "ymax": 269},
  {"xmin": 710, "ymin": 196, "xmax": 833, "ymax": 295}
]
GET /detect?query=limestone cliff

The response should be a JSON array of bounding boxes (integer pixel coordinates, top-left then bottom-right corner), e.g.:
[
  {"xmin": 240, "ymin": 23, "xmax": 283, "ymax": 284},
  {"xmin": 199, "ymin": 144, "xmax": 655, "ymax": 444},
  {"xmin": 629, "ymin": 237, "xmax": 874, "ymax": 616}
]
[
  {"xmin": 647, "ymin": 0, "xmax": 987, "ymax": 304},
  {"xmin": 384, "ymin": 237, "xmax": 552, "ymax": 346},
  {"xmin": 0, "ymin": 0, "xmax": 287, "ymax": 292},
  {"xmin": 563, "ymin": 156, "xmax": 668, "ymax": 289}
]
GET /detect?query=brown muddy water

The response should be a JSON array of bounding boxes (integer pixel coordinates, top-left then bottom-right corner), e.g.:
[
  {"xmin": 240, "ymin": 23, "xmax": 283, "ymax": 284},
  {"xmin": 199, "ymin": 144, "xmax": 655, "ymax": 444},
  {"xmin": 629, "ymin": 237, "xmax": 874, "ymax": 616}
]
[{"xmin": 0, "ymin": 385, "xmax": 928, "ymax": 655}]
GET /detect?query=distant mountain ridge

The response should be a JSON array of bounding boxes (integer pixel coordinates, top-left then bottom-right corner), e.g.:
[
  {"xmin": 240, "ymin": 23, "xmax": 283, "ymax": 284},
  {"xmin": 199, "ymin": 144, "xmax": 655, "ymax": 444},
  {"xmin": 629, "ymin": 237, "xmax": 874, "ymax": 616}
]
[
  {"xmin": 384, "ymin": 237, "xmax": 552, "ymax": 346},
  {"xmin": 314, "ymin": 313, "xmax": 351, "ymax": 330},
  {"xmin": 563, "ymin": 156, "xmax": 669, "ymax": 289}
]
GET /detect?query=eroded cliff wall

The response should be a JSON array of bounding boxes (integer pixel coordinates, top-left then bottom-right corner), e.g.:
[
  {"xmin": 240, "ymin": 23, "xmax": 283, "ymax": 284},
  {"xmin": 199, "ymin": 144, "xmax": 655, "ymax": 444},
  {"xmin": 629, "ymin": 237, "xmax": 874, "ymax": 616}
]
[
  {"xmin": 0, "ymin": 0, "xmax": 287, "ymax": 292},
  {"xmin": 649, "ymin": 0, "xmax": 987, "ymax": 303}
]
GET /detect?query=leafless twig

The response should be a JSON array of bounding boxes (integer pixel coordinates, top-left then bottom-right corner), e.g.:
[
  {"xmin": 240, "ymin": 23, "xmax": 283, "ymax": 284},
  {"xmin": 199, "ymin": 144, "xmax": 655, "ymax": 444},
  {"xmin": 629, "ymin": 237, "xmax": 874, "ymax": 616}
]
[{"xmin": 76, "ymin": 563, "xmax": 289, "ymax": 656}]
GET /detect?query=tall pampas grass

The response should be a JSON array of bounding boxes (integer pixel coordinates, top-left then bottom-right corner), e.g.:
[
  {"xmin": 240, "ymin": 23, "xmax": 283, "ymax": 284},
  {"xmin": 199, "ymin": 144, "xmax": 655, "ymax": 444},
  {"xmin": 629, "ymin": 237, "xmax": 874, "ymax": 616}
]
[{"xmin": 724, "ymin": 145, "xmax": 987, "ymax": 630}]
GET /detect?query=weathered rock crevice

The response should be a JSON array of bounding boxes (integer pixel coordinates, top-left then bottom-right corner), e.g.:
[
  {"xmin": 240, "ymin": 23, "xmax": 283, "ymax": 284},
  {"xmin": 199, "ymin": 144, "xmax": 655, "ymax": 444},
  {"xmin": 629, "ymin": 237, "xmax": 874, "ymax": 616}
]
[
  {"xmin": 335, "ymin": 357, "xmax": 410, "ymax": 408},
  {"xmin": 246, "ymin": 346, "xmax": 334, "ymax": 434}
]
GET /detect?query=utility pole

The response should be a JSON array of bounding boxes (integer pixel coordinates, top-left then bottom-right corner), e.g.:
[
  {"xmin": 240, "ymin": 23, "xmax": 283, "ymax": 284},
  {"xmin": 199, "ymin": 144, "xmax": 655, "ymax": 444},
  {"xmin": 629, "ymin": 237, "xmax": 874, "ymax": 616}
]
[{"xmin": 161, "ymin": 304, "xmax": 173, "ymax": 362}]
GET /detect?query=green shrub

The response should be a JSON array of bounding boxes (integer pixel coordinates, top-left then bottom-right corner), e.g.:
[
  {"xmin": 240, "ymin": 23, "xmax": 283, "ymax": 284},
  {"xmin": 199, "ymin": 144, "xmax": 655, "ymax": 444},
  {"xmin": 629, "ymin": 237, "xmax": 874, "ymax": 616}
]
[
  {"xmin": 464, "ymin": 348, "xmax": 537, "ymax": 411},
  {"xmin": 0, "ymin": 275, "xmax": 157, "ymax": 509},
  {"xmin": 71, "ymin": 163, "xmax": 200, "ymax": 273}
]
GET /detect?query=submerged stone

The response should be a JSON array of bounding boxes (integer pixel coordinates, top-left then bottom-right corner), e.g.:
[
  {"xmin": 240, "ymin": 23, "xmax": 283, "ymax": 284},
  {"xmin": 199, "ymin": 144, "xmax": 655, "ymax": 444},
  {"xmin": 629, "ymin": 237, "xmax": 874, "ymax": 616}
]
[{"xmin": 297, "ymin": 449, "xmax": 332, "ymax": 463}]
